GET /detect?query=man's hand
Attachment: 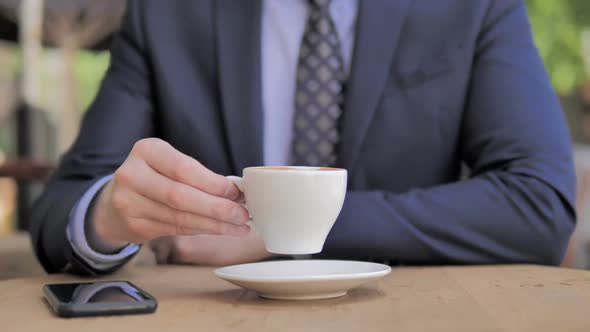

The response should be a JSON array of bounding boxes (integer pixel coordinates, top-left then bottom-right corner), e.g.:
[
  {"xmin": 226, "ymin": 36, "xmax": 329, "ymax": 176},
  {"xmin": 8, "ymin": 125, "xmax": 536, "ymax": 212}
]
[
  {"xmin": 90, "ymin": 138, "xmax": 250, "ymax": 250},
  {"xmin": 149, "ymin": 229, "xmax": 272, "ymax": 266}
]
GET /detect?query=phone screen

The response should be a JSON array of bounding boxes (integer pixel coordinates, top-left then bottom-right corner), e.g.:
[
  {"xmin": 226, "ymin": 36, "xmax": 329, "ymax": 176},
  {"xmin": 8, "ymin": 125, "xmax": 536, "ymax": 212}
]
[{"xmin": 47, "ymin": 281, "xmax": 149, "ymax": 305}]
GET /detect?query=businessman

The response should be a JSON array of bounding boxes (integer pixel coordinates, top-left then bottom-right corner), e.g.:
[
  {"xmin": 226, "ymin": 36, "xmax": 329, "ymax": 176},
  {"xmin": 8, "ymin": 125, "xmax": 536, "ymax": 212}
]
[{"xmin": 30, "ymin": 0, "xmax": 576, "ymax": 275}]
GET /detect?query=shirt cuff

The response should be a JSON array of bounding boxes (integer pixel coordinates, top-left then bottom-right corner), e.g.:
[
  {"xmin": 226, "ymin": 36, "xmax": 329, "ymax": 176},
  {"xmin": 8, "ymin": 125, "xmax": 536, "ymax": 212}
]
[{"xmin": 67, "ymin": 175, "xmax": 140, "ymax": 271}]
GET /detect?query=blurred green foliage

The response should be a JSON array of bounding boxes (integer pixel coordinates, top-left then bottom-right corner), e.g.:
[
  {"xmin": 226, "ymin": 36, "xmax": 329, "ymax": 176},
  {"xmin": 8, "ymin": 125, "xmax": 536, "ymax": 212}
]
[
  {"xmin": 75, "ymin": 51, "xmax": 109, "ymax": 112},
  {"xmin": 526, "ymin": 0, "xmax": 590, "ymax": 94},
  {"xmin": 0, "ymin": 46, "xmax": 109, "ymax": 113}
]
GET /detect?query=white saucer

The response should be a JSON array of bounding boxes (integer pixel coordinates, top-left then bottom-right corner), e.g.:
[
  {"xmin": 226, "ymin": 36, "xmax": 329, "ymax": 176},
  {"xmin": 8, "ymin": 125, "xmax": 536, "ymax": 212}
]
[{"xmin": 214, "ymin": 260, "xmax": 391, "ymax": 300}]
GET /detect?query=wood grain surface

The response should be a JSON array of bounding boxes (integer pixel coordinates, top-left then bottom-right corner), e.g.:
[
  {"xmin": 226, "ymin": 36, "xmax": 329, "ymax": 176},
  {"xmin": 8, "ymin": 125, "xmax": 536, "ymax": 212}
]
[{"xmin": 0, "ymin": 263, "xmax": 589, "ymax": 332}]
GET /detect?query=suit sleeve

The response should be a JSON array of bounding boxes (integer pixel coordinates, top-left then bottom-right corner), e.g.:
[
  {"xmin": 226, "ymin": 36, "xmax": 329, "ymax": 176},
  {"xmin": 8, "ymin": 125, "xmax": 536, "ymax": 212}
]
[
  {"xmin": 29, "ymin": 0, "xmax": 155, "ymax": 275},
  {"xmin": 319, "ymin": 1, "xmax": 577, "ymax": 265}
]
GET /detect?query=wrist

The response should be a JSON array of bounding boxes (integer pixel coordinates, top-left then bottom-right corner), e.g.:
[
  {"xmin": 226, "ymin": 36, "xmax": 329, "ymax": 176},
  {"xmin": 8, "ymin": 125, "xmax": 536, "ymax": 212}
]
[{"xmin": 87, "ymin": 182, "xmax": 130, "ymax": 253}]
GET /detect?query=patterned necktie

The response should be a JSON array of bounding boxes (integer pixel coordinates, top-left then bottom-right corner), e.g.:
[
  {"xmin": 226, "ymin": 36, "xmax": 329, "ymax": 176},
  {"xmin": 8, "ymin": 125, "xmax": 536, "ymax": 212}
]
[{"xmin": 290, "ymin": 0, "xmax": 345, "ymax": 167}]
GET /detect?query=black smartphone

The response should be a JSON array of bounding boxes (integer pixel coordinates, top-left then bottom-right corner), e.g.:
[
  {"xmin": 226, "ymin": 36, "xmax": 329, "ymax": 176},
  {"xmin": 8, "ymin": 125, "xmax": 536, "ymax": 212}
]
[{"xmin": 43, "ymin": 281, "xmax": 157, "ymax": 318}]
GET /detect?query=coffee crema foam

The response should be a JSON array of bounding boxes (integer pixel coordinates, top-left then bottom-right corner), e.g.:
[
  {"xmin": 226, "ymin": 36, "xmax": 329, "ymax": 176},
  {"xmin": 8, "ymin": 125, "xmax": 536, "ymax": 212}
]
[{"xmin": 261, "ymin": 166, "xmax": 341, "ymax": 171}]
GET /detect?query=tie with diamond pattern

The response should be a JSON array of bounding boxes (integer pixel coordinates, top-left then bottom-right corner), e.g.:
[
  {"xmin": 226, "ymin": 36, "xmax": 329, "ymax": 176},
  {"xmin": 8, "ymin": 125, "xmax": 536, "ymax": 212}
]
[{"xmin": 290, "ymin": 0, "xmax": 345, "ymax": 167}]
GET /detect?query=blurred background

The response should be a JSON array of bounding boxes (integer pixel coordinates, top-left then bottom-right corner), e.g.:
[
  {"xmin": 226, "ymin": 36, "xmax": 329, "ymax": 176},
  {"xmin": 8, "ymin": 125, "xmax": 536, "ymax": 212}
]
[{"xmin": 0, "ymin": 0, "xmax": 589, "ymax": 269}]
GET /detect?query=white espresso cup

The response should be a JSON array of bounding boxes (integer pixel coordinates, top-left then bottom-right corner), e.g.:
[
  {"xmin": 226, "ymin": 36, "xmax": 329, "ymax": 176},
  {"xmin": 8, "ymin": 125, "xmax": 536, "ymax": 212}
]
[{"xmin": 227, "ymin": 166, "xmax": 347, "ymax": 255}]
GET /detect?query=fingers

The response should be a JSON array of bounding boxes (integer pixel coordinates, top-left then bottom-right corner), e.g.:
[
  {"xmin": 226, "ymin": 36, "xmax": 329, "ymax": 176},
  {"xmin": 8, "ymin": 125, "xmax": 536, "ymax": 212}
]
[
  {"xmin": 114, "ymin": 158, "xmax": 250, "ymax": 225},
  {"xmin": 149, "ymin": 236, "xmax": 207, "ymax": 265},
  {"xmin": 149, "ymin": 232, "xmax": 271, "ymax": 266},
  {"xmin": 149, "ymin": 237, "xmax": 174, "ymax": 264},
  {"xmin": 102, "ymin": 138, "xmax": 250, "ymax": 246},
  {"xmin": 111, "ymin": 187, "xmax": 250, "ymax": 238},
  {"xmin": 132, "ymin": 138, "xmax": 241, "ymax": 200}
]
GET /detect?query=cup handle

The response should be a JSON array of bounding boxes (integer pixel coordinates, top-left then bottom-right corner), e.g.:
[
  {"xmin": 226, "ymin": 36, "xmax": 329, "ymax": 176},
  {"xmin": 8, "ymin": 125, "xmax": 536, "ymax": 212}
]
[{"xmin": 226, "ymin": 176, "xmax": 245, "ymax": 194}]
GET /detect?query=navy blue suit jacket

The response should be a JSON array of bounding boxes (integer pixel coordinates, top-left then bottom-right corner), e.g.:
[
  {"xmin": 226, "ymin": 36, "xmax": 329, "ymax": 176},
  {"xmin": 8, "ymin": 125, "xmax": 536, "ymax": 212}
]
[{"xmin": 30, "ymin": 0, "xmax": 576, "ymax": 275}]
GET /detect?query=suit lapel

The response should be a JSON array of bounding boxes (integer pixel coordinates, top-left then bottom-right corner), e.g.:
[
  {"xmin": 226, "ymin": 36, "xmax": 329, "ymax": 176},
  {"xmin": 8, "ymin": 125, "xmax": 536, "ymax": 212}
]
[
  {"xmin": 216, "ymin": 0, "xmax": 264, "ymax": 174},
  {"xmin": 340, "ymin": 0, "xmax": 413, "ymax": 170}
]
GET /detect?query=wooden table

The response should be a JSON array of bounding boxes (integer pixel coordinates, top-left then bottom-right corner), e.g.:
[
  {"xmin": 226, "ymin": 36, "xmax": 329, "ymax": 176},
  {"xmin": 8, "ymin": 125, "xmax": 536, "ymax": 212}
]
[
  {"xmin": 0, "ymin": 233, "xmax": 45, "ymax": 279},
  {"xmin": 1, "ymin": 263, "xmax": 590, "ymax": 332}
]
